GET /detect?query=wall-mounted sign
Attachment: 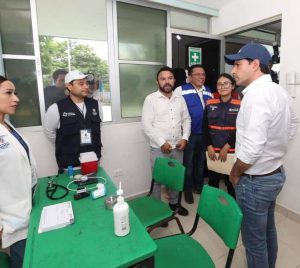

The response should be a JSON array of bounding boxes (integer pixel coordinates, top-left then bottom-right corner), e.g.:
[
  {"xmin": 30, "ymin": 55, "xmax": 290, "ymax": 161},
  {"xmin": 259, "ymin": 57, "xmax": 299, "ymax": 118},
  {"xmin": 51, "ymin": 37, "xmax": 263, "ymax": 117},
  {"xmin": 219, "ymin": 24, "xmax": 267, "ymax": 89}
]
[{"xmin": 189, "ymin": 47, "xmax": 202, "ymax": 66}]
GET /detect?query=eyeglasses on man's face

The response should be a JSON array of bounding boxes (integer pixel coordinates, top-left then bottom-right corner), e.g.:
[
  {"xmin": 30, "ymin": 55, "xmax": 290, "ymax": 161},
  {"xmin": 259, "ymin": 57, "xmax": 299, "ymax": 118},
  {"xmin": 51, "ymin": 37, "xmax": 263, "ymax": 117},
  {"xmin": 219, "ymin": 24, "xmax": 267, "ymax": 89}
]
[{"xmin": 216, "ymin": 81, "xmax": 232, "ymax": 89}]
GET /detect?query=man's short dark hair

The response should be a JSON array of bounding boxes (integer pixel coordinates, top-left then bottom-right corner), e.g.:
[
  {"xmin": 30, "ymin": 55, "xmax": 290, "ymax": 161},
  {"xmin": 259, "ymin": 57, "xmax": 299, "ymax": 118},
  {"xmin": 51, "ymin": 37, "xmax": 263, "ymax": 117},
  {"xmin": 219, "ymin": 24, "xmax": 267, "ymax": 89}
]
[
  {"xmin": 260, "ymin": 63, "xmax": 270, "ymax": 74},
  {"xmin": 245, "ymin": 59, "xmax": 270, "ymax": 75},
  {"xmin": 156, "ymin": 66, "xmax": 174, "ymax": 81},
  {"xmin": 52, "ymin": 69, "xmax": 68, "ymax": 81},
  {"xmin": 187, "ymin": 64, "xmax": 205, "ymax": 76}
]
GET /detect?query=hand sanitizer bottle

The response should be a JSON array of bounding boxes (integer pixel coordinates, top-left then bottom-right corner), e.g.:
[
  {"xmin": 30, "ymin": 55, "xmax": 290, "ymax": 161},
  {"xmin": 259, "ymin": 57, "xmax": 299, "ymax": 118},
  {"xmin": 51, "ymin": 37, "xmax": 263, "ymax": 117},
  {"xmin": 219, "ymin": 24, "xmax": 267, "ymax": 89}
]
[{"xmin": 113, "ymin": 182, "xmax": 130, "ymax": 236}]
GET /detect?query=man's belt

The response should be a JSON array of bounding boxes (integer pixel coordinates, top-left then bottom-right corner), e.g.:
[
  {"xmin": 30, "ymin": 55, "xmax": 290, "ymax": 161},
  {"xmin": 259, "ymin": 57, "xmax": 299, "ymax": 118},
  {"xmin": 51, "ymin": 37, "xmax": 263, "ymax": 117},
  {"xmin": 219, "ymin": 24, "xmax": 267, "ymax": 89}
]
[{"xmin": 242, "ymin": 167, "xmax": 281, "ymax": 178}]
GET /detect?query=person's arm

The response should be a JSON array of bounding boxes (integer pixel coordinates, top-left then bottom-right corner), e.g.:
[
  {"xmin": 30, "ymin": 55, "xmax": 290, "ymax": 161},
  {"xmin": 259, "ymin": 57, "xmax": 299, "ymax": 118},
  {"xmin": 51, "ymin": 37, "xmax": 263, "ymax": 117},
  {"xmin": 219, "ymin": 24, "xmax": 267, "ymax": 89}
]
[
  {"xmin": 98, "ymin": 101, "xmax": 103, "ymax": 122},
  {"xmin": 43, "ymin": 104, "xmax": 60, "ymax": 143},
  {"xmin": 230, "ymin": 92, "xmax": 271, "ymax": 184},
  {"xmin": 181, "ymin": 96, "xmax": 191, "ymax": 142},
  {"xmin": 237, "ymin": 92, "xmax": 271, "ymax": 167},
  {"xmin": 219, "ymin": 128, "xmax": 235, "ymax": 162},
  {"xmin": 230, "ymin": 158, "xmax": 251, "ymax": 186},
  {"xmin": 141, "ymin": 96, "xmax": 166, "ymax": 148},
  {"xmin": 176, "ymin": 97, "xmax": 191, "ymax": 151},
  {"xmin": 203, "ymin": 108, "xmax": 212, "ymax": 147},
  {"xmin": 203, "ymin": 108, "xmax": 217, "ymax": 161},
  {"xmin": 219, "ymin": 143, "xmax": 231, "ymax": 162}
]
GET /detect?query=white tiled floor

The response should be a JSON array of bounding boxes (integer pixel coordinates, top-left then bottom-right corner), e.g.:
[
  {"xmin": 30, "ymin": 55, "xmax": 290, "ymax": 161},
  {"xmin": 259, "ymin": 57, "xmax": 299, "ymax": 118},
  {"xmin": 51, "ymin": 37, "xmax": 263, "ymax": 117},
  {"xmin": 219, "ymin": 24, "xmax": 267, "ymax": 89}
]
[{"xmin": 150, "ymin": 187, "xmax": 300, "ymax": 268}]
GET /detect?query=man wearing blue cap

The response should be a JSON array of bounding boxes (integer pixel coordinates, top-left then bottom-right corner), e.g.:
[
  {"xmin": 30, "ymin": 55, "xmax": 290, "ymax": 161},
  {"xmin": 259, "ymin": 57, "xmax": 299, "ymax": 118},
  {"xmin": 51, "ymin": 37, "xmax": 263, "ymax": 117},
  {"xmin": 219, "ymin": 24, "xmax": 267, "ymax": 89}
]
[{"xmin": 225, "ymin": 43, "xmax": 299, "ymax": 268}]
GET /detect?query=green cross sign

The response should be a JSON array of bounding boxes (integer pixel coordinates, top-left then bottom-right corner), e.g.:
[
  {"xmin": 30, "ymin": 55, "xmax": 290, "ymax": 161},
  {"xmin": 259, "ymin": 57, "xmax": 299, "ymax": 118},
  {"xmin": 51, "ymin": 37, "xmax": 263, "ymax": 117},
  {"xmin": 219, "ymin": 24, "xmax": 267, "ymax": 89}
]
[{"xmin": 189, "ymin": 47, "xmax": 202, "ymax": 66}]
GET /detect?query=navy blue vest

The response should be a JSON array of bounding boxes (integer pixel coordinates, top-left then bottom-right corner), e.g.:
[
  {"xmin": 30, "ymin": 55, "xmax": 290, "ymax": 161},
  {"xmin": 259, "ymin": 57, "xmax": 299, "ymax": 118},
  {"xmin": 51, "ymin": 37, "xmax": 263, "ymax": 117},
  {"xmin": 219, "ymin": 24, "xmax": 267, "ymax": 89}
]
[
  {"xmin": 206, "ymin": 98, "xmax": 240, "ymax": 152},
  {"xmin": 55, "ymin": 97, "xmax": 101, "ymax": 169}
]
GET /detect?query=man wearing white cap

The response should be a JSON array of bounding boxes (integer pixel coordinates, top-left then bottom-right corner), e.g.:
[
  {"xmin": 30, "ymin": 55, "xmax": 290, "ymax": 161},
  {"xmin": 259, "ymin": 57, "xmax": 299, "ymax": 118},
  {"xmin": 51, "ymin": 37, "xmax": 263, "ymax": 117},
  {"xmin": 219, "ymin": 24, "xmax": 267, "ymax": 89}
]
[
  {"xmin": 43, "ymin": 70, "xmax": 103, "ymax": 172},
  {"xmin": 225, "ymin": 43, "xmax": 299, "ymax": 268}
]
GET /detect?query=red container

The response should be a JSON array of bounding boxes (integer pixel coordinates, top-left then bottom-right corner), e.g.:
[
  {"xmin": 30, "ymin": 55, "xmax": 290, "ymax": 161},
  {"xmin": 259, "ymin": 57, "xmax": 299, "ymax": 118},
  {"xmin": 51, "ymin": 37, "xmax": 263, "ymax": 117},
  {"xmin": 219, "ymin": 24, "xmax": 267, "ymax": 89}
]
[{"xmin": 81, "ymin": 160, "xmax": 98, "ymax": 175}]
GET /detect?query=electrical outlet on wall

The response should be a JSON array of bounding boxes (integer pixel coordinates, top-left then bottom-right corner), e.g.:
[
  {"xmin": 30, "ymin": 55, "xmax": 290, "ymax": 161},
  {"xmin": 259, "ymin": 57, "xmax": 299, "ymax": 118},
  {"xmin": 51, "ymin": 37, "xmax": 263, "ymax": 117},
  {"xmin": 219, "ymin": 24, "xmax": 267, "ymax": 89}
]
[{"xmin": 113, "ymin": 168, "xmax": 123, "ymax": 179}]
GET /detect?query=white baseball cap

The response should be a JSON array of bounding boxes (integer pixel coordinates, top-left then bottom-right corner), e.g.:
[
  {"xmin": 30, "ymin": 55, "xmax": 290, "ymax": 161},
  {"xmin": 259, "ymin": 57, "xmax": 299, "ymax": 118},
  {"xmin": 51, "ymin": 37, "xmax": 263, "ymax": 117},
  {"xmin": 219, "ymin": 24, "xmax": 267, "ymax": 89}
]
[{"xmin": 65, "ymin": 70, "xmax": 93, "ymax": 84}]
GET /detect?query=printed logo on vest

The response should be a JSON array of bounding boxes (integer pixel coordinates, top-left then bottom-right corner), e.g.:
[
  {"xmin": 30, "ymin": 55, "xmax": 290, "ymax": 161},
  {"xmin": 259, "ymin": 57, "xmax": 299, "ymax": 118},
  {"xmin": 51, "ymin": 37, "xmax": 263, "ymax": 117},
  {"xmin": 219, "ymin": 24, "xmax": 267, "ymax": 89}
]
[
  {"xmin": 62, "ymin": 112, "xmax": 76, "ymax": 117},
  {"xmin": 0, "ymin": 135, "xmax": 10, "ymax": 149},
  {"xmin": 210, "ymin": 105, "xmax": 218, "ymax": 111},
  {"xmin": 229, "ymin": 108, "xmax": 239, "ymax": 112},
  {"xmin": 92, "ymin": 108, "xmax": 97, "ymax": 116}
]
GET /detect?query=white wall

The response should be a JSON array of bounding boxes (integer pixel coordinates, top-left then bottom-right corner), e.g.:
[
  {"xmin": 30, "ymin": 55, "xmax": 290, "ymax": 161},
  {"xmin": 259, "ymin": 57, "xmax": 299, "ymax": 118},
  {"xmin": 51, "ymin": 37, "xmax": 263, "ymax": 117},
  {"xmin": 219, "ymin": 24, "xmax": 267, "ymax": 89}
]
[
  {"xmin": 20, "ymin": 122, "xmax": 152, "ymax": 198},
  {"xmin": 212, "ymin": 0, "xmax": 300, "ymax": 215}
]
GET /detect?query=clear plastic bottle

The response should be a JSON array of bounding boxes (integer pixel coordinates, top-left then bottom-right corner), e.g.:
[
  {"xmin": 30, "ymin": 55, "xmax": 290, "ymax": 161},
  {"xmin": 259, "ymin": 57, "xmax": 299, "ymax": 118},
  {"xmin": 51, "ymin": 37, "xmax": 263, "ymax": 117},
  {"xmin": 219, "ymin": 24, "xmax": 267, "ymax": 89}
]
[{"xmin": 113, "ymin": 182, "xmax": 130, "ymax": 236}]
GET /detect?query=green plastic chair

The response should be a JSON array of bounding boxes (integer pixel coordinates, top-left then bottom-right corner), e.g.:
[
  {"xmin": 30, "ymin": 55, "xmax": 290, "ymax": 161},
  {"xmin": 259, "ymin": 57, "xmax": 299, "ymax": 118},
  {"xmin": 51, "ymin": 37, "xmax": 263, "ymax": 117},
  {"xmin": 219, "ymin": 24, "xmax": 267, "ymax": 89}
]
[
  {"xmin": 0, "ymin": 251, "xmax": 10, "ymax": 268},
  {"xmin": 154, "ymin": 185, "xmax": 243, "ymax": 268},
  {"xmin": 128, "ymin": 157, "xmax": 186, "ymax": 233}
]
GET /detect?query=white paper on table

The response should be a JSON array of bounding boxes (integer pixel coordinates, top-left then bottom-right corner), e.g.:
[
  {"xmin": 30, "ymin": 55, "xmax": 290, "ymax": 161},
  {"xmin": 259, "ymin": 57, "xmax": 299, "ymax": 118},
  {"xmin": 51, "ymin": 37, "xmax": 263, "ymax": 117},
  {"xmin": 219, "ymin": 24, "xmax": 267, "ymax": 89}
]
[
  {"xmin": 206, "ymin": 152, "xmax": 236, "ymax": 175},
  {"xmin": 38, "ymin": 201, "xmax": 74, "ymax": 234}
]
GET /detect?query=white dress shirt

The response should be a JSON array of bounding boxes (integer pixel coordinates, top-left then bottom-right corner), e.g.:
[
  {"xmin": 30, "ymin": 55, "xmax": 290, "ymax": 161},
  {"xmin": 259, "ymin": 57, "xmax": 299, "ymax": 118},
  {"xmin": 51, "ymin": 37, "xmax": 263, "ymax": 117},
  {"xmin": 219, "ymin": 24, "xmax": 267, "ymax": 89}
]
[
  {"xmin": 174, "ymin": 84, "xmax": 206, "ymax": 108},
  {"xmin": 142, "ymin": 90, "xmax": 191, "ymax": 149},
  {"xmin": 236, "ymin": 75, "xmax": 299, "ymax": 175}
]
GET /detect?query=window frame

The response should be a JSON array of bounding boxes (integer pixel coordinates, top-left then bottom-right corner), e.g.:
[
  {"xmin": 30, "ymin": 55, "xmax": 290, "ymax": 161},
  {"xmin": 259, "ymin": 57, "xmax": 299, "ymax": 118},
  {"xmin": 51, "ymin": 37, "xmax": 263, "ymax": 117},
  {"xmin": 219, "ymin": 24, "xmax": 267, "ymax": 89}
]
[
  {"xmin": 1, "ymin": 0, "xmax": 220, "ymax": 129},
  {"xmin": 110, "ymin": 0, "xmax": 170, "ymax": 123}
]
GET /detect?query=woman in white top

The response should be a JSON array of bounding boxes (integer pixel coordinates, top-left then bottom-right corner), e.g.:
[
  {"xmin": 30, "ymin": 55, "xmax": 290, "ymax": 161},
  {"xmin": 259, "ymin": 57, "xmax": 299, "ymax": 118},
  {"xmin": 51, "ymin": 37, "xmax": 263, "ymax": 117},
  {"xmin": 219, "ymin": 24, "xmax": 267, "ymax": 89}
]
[{"xmin": 0, "ymin": 75, "xmax": 37, "ymax": 268}]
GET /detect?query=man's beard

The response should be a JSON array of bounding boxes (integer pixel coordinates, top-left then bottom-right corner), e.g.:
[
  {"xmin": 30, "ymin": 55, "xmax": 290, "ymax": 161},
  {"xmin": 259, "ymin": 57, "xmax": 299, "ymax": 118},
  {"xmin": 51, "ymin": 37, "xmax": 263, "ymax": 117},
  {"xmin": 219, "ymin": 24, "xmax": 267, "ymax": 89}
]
[{"xmin": 159, "ymin": 83, "xmax": 174, "ymax": 94}]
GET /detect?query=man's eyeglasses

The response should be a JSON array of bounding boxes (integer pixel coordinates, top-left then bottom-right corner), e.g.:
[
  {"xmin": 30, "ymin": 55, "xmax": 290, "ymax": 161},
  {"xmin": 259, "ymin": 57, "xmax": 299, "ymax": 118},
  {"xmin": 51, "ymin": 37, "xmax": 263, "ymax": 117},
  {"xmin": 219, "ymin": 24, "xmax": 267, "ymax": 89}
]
[{"xmin": 216, "ymin": 81, "xmax": 232, "ymax": 89}]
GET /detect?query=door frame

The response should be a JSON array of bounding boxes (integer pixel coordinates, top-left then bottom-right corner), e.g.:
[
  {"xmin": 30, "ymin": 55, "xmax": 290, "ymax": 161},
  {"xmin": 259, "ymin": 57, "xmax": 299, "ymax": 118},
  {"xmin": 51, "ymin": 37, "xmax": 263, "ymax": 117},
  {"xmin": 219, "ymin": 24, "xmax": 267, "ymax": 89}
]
[{"xmin": 167, "ymin": 28, "xmax": 225, "ymax": 73}]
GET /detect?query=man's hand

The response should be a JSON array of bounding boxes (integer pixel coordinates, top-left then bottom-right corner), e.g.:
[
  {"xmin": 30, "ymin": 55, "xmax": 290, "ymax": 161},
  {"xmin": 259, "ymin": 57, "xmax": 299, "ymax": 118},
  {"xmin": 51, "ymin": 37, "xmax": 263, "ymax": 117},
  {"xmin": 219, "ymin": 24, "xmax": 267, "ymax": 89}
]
[
  {"xmin": 229, "ymin": 171, "xmax": 240, "ymax": 186},
  {"xmin": 229, "ymin": 158, "xmax": 251, "ymax": 186},
  {"xmin": 176, "ymin": 139, "xmax": 187, "ymax": 151},
  {"xmin": 219, "ymin": 143, "xmax": 231, "ymax": 162},
  {"xmin": 207, "ymin": 145, "xmax": 217, "ymax": 161},
  {"xmin": 161, "ymin": 142, "xmax": 172, "ymax": 154}
]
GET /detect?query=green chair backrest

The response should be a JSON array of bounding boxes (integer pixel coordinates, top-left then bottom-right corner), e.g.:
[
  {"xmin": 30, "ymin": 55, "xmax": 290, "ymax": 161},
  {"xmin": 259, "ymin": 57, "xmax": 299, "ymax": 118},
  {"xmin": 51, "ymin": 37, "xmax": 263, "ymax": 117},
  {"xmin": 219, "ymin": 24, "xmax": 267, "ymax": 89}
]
[
  {"xmin": 152, "ymin": 157, "xmax": 185, "ymax": 192},
  {"xmin": 0, "ymin": 251, "xmax": 9, "ymax": 268},
  {"xmin": 197, "ymin": 185, "xmax": 243, "ymax": 249}
]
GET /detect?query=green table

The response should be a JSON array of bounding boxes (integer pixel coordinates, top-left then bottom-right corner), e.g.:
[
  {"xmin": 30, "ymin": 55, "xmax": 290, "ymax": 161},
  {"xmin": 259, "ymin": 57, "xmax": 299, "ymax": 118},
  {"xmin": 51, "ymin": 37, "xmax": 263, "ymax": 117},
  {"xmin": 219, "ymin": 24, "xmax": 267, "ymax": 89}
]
[{"xmin": 23, "ymin": 168, "xmax": 157, "ymax": 268}]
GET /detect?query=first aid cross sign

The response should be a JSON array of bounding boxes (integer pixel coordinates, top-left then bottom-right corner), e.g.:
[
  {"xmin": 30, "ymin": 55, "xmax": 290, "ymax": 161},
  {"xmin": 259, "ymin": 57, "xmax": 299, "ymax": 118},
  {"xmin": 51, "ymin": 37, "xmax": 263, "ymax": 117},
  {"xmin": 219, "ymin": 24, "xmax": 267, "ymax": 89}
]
[{"xmin": 189, "ymin": 47, "xmax": 202, "ymax": 66}]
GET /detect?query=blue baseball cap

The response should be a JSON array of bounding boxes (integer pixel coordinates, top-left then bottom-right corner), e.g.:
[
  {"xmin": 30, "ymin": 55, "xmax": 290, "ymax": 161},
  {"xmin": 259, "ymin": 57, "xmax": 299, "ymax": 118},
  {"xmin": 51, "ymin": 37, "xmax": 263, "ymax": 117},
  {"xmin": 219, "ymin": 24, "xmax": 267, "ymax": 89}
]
[{"xmin": 224, "ymin": 43, "xmax": 271, "ymax": 66}]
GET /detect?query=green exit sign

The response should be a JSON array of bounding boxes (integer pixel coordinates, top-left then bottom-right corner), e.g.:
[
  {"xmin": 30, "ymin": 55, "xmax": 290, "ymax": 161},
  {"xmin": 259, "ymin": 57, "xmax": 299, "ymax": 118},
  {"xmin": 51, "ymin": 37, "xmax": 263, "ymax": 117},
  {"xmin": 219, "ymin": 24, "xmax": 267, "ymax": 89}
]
[{"xmin": 189, "ymin": 47, "xmax": 202, "ymax": 66}]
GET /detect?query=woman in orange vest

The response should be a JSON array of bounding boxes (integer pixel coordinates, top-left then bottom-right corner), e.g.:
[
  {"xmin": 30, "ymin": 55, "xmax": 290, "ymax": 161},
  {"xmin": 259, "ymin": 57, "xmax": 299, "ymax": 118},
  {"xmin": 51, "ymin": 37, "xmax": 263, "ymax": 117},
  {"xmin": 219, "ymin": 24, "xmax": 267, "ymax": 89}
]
[{"xmin": 203, "ymin": 73, "xmax": 241, "ymax": 197}]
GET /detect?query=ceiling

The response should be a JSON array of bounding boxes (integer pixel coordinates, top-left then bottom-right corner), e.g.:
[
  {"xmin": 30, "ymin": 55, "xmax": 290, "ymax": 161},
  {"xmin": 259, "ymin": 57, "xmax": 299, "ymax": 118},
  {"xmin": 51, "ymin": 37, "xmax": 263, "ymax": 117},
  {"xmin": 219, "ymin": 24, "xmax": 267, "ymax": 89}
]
[{"xmin": 226, "ymin": 20, "xmax": 282, "ymax": 47}]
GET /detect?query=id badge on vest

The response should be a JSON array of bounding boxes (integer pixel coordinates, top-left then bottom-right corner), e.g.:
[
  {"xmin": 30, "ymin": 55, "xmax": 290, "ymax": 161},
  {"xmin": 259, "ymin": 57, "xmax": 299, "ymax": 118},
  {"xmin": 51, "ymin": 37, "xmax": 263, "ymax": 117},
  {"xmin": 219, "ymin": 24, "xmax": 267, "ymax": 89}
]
[{"xmin": 80, "ymin": 129, "xmax": 92, "ymax": 146}]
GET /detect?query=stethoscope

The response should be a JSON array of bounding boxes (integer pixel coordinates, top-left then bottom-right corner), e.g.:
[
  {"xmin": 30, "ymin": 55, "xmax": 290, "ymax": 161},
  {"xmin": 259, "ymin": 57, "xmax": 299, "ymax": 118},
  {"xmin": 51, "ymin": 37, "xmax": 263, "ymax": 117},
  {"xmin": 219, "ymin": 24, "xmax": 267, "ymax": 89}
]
[{"xmin": 46, "ymin": 175, "xmax": 69, "ymax": 200}]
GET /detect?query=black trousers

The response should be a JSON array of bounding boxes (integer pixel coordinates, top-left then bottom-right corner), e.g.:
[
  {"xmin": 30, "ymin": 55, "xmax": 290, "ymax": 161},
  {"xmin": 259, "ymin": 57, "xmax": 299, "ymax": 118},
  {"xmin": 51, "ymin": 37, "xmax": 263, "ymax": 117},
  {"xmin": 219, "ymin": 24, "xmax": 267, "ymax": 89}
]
[
  {"xmin": 10, "ymin": 239, "xmax": 26, "ymax": 268},
  {"xmin": 208, "ymin": 170, "xmax": 235, "ymax": 198}
]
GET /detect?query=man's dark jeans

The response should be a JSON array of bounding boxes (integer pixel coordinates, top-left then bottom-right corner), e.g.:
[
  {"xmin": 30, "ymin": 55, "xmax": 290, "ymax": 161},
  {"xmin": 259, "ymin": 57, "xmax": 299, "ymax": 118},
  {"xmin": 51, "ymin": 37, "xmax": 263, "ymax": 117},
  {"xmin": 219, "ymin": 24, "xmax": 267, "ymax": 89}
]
[{"xmin": 183, "ymin": 134, "xmax": 205, "ymax": 192}]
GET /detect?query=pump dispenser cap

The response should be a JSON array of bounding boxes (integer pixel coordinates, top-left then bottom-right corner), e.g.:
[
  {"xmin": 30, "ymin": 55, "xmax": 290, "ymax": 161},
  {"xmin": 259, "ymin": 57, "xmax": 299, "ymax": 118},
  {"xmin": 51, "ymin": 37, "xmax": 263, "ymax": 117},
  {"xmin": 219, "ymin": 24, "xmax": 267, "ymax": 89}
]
[{"xmin": 116, "ymin": 182, "xmax": 123, "ymax": 196}]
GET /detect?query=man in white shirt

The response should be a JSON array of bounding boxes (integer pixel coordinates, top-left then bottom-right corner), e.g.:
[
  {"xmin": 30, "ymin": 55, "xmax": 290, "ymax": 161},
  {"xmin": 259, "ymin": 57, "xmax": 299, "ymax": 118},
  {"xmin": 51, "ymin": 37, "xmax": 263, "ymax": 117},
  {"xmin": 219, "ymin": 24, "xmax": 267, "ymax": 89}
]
[
  {"xmin": 225, "ymin": 43, "xmax": 299, "ymax": 268},
  {"xmin": 142, "ymin": 66, "xmax": 191, "ymax": 216}
]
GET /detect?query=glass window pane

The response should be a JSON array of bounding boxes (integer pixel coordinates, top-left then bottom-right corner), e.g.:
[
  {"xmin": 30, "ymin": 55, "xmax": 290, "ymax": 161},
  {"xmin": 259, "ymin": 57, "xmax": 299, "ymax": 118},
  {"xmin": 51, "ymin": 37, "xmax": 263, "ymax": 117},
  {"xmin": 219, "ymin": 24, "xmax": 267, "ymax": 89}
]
[
  {"xmin": 0, "ymin": 0, "xmax": 34, "ymax": 55},
  {"xmin": 4, "ymin": 59, "xmax": 41, "ymax": 127},
  {"xmin": 36, "ymin": 0, "xmax": 111, "ymax": 122},
  {"xmin": 40, "ymin": 37, "xmax": 110, "ymax": 115},
  {"xmin": 119, "ymin": 64, "xmax": 163, "ymax": 118},
  {"xmin": 117, "ymin": 2, "xmax": 166, "ymax": 62}
]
